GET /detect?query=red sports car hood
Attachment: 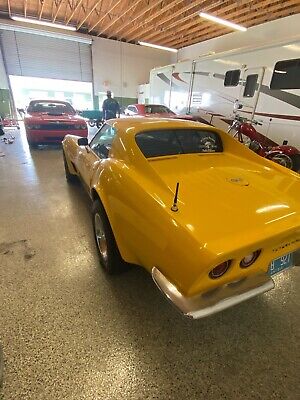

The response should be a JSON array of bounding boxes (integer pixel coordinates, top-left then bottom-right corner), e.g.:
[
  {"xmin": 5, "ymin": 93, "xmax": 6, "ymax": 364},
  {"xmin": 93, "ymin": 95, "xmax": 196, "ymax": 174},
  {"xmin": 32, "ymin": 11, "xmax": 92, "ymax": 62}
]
[{"xmin": 25, "ymin": 112, "xmax": 85, "ymax": 123}]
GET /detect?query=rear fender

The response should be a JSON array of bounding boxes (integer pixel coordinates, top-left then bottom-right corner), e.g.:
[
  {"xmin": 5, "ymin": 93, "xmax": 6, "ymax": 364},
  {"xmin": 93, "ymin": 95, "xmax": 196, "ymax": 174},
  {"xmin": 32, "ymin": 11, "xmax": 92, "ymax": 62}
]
[
  {"xmin": 90, "ymin": 164, "xmax": 137, "ymax": 264},
  {"xmin": 271, "ymin": 145, "xmax": 300, "ymax": 156}
]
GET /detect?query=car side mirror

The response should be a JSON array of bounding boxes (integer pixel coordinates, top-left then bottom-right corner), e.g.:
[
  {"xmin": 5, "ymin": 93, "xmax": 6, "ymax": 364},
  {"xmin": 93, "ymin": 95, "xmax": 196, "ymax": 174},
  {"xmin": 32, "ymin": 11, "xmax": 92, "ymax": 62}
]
[{"xmin": 78, "ymin": 137, "xmax": 88, "ymax": 146}]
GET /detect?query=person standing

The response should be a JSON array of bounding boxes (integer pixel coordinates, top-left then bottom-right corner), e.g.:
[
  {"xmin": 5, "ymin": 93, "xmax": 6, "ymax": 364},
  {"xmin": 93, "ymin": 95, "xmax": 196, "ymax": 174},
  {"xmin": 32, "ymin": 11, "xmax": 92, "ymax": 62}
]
[{"xmin": 102, "ymin": 91, "xmax": 121, "ymax": 120}]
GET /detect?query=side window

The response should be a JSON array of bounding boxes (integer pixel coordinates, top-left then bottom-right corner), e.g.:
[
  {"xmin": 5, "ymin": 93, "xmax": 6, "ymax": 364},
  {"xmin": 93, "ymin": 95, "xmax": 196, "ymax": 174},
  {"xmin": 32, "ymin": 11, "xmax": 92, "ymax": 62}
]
[
  {"xmin": 270, "ymin": 58, "xmax": 300, "ymax": 89},
  {"xmin": 90, "ymin": 124, "xmax": 116, "ymax": 158},
  {"xmin": 224, "ymin": 70, "xmax": 241, "ymax": 87},
  {"xmin": 243, "ymin": 74, "xmax": 258, "ymax": 98}
]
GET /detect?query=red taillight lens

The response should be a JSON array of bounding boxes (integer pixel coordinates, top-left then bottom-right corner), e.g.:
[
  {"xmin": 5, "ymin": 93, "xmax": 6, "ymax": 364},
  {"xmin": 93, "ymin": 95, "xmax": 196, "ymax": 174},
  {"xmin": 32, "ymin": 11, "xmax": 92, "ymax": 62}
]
[
  {"xmin": 240, "ymin": 250, "xmax": 261, "ymax": 268},
  {"xmin": 209, "ymin": 261, "xmax": 231, "ymax": 279}
]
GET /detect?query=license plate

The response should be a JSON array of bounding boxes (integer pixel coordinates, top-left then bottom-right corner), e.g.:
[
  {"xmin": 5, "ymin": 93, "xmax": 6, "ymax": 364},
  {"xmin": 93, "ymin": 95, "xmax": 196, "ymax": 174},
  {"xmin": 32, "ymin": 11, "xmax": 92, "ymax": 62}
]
[{"xmin": 268, "ymin": 253, "xmax": 294, "ymax": 276}]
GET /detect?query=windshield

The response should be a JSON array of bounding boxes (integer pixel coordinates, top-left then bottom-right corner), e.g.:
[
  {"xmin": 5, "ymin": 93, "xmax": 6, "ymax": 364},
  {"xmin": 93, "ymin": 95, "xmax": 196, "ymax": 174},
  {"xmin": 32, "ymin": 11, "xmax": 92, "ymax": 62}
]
[
  {"xmin": 144, "ymin": 105, "xmax": 175, "ymax": 114},
  {"xmin": 27, "ymin": 101, "xmax": 75, "ymax": 115},
  {"xmin": 135, "ymin": 129, "xmax": 223, "ymax": 158}
]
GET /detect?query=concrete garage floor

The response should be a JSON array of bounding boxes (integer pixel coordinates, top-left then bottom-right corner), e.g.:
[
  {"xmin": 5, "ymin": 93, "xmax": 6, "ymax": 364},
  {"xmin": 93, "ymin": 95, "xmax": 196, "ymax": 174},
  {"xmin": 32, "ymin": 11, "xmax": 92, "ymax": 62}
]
[{"xmin": 0, "ymin": 128, "xmax": 299, "ymax": 400}]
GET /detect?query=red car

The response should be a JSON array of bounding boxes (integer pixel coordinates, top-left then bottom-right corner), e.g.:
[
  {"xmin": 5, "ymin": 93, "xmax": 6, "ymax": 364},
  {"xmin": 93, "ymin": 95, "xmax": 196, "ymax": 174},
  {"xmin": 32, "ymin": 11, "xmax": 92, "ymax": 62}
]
[
  {"xmin": 24, "ymin": 100, "xmax": 88, "ymax": 148},
  {"xmin": 124, "ymin": 104, "xmax": 207, "ymax": 123}
]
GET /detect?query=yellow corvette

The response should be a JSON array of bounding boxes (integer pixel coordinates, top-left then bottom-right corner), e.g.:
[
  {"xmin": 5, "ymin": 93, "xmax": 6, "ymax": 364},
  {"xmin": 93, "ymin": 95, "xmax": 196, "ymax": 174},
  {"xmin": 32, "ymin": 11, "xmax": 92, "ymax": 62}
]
[{"xmin": 62, "ymin": 118, "xmax": 300, "ymax": 319}]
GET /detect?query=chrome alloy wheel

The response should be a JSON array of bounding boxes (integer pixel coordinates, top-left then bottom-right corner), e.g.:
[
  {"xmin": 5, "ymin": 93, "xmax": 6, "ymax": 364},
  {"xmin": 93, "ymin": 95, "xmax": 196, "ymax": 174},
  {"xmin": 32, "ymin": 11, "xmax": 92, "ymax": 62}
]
[{"xmin": 94, "ymin": 213, "xmax": 108, "ymax": 262}]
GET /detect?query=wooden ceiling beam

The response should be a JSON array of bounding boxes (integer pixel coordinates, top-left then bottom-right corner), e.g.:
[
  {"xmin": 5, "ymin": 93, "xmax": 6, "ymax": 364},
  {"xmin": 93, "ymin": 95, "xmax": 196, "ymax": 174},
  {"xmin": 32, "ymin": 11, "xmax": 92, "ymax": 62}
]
[
  {"xmin": 167, "ymin": 0, "xmax": 295, "ymax": 48},
  {"xmin": 142, "ymin": 0, "xmax": 236, "ymax": 44},
  {"xmin": 66, "ymin": 0, "xmax": 84, "ymax": 24},
  {"xmin": 7, "ymin": 0, "xmax": 11, "ymax": 17},
  {"xmin": 53, "ymin": 0, "xmax": 64, "ymax": 22},
  {"xmin": 108, "ymin": 0, "xmax": 164, "ymax": 39},
  {"xmin": 88, "ymin": 0, "xmax": 123, "ymax": 33},
  {"xmin": 169, "ymin": 0, "xmax": 300, "ymax": 49},
  {"xmin": 154, "ymin": 0, "xmax": 263, "ymax": 46},
  {"xmin": 39, "ymin": 0, "xmax": 46, "ymax": 20},
  {"xmin": 98, "ymin": 0, "xmax": 145, "ymax": 36},
  {"xmin": 165, "ymin": 0, "xmax": 300, "ymax": 48},
  {"xmin": 124, "ymin": 0, "xmax": 186, "ymax": 40},
  {"xmin": 126, "ymin": 0, "xmax": 211, "ymax": 42},
  {"xmin": 24, "ymin": 0, "xmax": 28, "ymax": 18},
  {"xmin": 77, "ymin": 0, "xmax": 103, "ymax": 29}
]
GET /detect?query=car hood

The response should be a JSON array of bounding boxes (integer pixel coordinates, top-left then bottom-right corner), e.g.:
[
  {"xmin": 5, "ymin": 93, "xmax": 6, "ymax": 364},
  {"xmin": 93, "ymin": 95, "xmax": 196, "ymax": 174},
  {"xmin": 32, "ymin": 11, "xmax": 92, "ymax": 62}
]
[
  {"xmin": 25, "ymin": 113, "xmax": 85, "ymax": 123},
  {"xmin": 147, "ymin": 153, "xmax": 300, "ymax": 253}
]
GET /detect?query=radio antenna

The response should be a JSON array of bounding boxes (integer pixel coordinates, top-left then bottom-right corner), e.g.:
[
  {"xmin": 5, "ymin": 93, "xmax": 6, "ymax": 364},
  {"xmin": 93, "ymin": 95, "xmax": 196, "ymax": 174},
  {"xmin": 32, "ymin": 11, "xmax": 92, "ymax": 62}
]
[{"xmin": 171, "ymin": 182, "xmax": 179, "ymax": 212}]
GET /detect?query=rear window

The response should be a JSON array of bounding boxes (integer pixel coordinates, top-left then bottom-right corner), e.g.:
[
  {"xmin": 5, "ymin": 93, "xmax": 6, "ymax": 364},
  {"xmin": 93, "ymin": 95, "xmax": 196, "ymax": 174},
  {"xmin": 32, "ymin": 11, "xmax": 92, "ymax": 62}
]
[
  {"xmin": 27, "ymin": 101, "xmax": 75, "ymax": 114},
  {"xmin": 144, "ymin": 105, "xmax": 174, "ymax": 114},
  {"xmin": 270, "ymin": 58, "xmax": 300, "ymax": 89},
  {"xmin": 135, "ymin": 129, "xmax": 223, "ymax": 158}
]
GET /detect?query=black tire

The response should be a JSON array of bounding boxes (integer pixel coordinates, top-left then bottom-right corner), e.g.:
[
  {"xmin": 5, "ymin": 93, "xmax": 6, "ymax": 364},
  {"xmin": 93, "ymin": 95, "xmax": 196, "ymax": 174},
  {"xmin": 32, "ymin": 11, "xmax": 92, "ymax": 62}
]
[
  {"xmin": 291, "ymin": 154, "xmax": 300, "ymax": 173},
  {"xmin": 92, "ymin": 200, "xmax": 127, "ymax": 274},
  {"xmin": 63, "ymin": 151, "xmax": 78, "ymax": 183}
]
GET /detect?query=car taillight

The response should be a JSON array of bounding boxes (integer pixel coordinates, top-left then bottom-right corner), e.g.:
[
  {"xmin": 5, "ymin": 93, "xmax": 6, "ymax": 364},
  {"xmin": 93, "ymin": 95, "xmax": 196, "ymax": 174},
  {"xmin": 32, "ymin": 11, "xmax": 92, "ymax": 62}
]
[
  {"xmin": 209, "ymin": 261, "xmax": 231, "ymax": 279},
  {"xmin": 240, "ymin": 250, "xmax": 261, "ymax": 268}
]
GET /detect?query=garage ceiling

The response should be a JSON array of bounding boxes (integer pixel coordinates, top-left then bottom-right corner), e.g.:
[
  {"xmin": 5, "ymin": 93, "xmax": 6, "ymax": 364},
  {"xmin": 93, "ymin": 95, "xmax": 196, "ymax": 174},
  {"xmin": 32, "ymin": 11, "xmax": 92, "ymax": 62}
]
[{"xmin": 0, "ymin": 1, "xmax": 299, "ymax": 49}]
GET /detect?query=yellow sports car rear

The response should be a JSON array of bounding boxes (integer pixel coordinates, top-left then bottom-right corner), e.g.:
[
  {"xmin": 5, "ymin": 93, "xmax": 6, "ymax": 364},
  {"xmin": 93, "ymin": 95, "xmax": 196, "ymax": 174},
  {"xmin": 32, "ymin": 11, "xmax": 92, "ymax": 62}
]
[{"xmin": 62, "ymin": 118, "xmax": 300, "ymax": 319}]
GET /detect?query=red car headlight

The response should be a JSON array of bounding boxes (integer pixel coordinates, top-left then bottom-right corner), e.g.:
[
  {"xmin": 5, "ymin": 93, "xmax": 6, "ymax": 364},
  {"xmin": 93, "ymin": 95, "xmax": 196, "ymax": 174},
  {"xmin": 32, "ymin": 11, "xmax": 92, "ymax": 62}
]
[
  {"xmin": 209, "ymin": 260, "xmax": 231, "ymax": 279},
  {"xmin": 240, "ymin": 250, "xmax": 261, "ymax": 268},
  {"xmin": 75, "ymin": 124, "xmax": 86, "ymax": 130}
]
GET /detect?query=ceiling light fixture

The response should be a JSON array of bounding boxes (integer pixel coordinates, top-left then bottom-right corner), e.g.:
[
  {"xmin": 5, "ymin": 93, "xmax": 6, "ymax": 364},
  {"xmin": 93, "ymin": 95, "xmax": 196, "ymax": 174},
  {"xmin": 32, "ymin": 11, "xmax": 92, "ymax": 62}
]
[
  {"xmin": 138, "ymin": 41, "xmax": 178, "ymax": 53},
  {"xmin": 199, "ymin": 12, "xmax": 247, "ymax": 32},
  {"xmin": 11, "ymin": 16, "xmax": 77, "ymax": 31}
]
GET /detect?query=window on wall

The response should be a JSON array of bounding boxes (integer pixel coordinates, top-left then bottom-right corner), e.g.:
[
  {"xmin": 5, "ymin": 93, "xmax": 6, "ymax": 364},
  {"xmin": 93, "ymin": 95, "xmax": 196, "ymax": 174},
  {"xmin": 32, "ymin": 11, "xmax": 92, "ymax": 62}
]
[
  {"xmin": 224, "ymin": 70, "xmax": 241, "ymax": 87},
  {"xmin": 270, "ymin": 58, "xmax": 300, "ymax": 89},
  {"xmin": 243, "ymin": 74, "xmax": 258, "ymax": 98}
]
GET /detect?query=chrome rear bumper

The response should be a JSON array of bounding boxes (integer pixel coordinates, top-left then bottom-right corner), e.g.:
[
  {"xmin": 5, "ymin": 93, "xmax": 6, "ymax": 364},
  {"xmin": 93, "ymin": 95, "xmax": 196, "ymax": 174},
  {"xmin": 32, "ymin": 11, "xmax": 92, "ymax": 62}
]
[{"xmin": 152, "ymin": 267, "xmax": 275, "ymax": 319}]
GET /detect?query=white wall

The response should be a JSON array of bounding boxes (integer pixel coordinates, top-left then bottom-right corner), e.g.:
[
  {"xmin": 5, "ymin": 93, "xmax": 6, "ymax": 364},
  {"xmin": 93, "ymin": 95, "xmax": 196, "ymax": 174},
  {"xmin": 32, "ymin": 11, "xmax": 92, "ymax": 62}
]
[
  {"xmin": 178, "ymin": 14, "xmax": 300, "ymax": 61},
  {"xmin": 92, "ymin": 37, "xmax": 171, "ymax": 98},
  {"xmin": 0, "ymin": 46, "xmax": 9, "ymax": 89}
]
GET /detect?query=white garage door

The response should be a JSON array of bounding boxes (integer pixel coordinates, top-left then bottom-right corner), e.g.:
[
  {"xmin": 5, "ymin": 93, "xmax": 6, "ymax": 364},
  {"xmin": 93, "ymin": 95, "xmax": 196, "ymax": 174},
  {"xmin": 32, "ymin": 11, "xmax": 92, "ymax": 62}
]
[{"xmin": 0, "ymin": 30, "xmax": 92, "ymax": 82}]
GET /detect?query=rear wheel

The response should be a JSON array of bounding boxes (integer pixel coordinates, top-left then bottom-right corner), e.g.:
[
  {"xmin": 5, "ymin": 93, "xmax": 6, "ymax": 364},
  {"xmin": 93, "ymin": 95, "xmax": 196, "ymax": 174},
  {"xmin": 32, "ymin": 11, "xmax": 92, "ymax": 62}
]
[
  {"xmin": 92, "ymin": 200, "xmax": 127, "ymax": 274},
  {"xmin": 63, "ymin": 151, "xmax": 77, "ymax": 183}
]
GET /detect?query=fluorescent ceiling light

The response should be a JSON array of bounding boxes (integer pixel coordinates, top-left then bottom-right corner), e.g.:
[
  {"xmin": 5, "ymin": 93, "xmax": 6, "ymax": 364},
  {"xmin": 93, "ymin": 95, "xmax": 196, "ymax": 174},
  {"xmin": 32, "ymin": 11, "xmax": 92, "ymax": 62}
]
[
  {"xmin": 214, "ymin": 59, "xmax": 241, "ymax": 66},
  {"xmin": 199, "ymin": 12, "xmax": 247, "ymax": 32},
  {"xmin": 138, "ymin": 41, "xmax": 178, "ymax": 53},
  {"xmin": 11, "ymin": 16, "xmax": 76, "ymax": 31},
  {"xmin": 283, "ymin": 44, "xmax": 300, "ymax": 52}
]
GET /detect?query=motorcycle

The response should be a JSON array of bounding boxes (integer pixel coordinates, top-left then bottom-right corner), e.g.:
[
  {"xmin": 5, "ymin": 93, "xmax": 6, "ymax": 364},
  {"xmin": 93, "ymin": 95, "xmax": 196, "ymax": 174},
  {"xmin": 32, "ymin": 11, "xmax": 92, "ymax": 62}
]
[{"xmin": 227, "ymin": 115, "xmax": 300, "ymax": 172}]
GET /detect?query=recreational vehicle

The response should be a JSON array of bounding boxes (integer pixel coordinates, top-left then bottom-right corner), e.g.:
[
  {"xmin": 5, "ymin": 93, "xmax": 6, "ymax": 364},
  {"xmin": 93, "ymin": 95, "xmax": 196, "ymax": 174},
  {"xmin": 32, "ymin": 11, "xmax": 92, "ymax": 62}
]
[{"xmin": 150, "ymin": 39, "xmax": 300, "ymax": 150}]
